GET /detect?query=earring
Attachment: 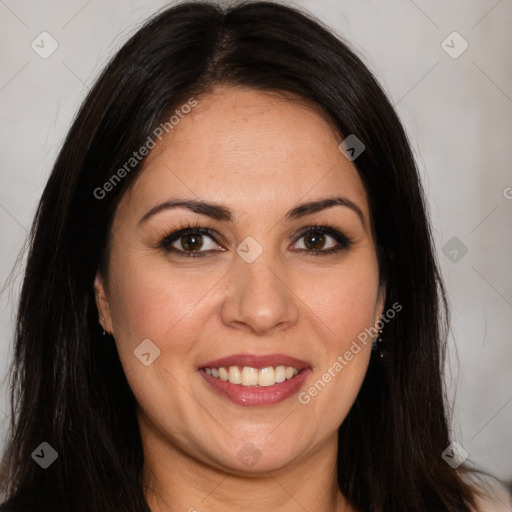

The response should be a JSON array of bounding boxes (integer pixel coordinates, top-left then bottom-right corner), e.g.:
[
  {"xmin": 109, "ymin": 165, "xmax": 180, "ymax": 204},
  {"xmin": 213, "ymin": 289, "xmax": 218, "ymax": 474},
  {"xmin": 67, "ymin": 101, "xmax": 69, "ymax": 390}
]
[
  {"xmin": 372, "ymin": 329, "xmax": 384, "ymax": 358},
  {"xmin": 101, "ymin": 316, "xmax": 107, "ymax": 336}
]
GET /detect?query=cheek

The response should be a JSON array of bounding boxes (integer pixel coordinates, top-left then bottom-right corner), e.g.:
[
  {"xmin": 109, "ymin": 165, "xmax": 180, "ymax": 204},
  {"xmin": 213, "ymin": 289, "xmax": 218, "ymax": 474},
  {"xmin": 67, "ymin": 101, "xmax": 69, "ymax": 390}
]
[
  {"xmin": 291, "ymin": 253, "xmax": 379, "ymax": 422},
  {"xmin": 105, "ymin": 252, "xmax": 220, "ymax": 417},
  {"xmin": 295, "ymin": 254, "xmax": 381, "ymax": 345},
  {"xmin": 107, "ymin": 250, "xmax": 223, "ymax": 342}
]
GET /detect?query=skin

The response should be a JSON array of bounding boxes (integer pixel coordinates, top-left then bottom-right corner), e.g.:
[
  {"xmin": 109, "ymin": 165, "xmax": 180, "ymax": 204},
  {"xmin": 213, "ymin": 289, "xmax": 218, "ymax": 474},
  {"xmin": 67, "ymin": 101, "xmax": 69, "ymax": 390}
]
[{"xmin": 95, "ymin": 86, "xmax": 385, "ymax": 512}]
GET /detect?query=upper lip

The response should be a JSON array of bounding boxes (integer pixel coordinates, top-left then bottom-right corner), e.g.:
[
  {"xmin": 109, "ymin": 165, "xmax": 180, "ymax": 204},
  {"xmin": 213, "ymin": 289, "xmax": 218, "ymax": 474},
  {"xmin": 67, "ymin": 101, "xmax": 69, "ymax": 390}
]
[{"xmin": 199, "ymin": 353, "xmax": 311, "ymax": 370}]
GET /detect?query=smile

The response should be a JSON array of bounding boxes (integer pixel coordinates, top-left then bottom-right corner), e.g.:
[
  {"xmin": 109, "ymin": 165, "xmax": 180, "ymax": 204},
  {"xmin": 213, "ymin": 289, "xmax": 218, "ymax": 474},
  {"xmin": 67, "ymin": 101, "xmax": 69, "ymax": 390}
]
[
  {"xmin": 204, "ymin": 365, "xmax": 301, "ymax": 386},
  {"xmin": 198, "ymin": 353, "xmax": 312, "ymax": 406}
]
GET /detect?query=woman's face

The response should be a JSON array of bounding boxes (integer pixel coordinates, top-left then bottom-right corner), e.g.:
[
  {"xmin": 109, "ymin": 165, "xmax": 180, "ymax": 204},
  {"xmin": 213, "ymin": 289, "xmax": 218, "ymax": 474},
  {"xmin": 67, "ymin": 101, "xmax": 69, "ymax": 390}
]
[{"xmin": 96, "ymin": 86, "xmax": 385, "ymax": 474}]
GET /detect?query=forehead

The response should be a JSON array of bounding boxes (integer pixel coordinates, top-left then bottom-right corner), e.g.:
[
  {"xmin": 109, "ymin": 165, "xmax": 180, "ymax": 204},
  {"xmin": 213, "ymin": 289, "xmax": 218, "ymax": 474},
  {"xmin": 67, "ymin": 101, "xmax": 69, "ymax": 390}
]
[{"xmin": 120, "ymin": 86, "xmax": 369, "ymax": 223}]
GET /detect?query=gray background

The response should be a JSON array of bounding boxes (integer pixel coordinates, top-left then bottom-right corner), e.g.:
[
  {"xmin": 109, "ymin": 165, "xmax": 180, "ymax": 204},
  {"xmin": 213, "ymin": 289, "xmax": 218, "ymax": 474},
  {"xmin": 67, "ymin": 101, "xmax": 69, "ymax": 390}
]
[{"xmin": 1, "ymin": 0, "xmax": 511, "ymax": 482}]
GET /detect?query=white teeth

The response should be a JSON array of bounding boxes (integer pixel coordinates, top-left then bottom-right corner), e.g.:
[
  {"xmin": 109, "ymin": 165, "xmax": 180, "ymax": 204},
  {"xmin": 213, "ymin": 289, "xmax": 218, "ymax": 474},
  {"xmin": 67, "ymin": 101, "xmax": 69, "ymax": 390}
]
[
  {"xmin": 204, "ymin": 365, "xmax": 301, "ymax": 386},
  {"xmin": 258, "ymin": 367, "xmax": 275, "ymax": 387},
  {"xmin": 241, "ymin": 366, "xmax": 259, "ymax": 386},
  {"xmin": 275, "ymin": 365, "xmax": 286, "ymax": 383},
  {"xmin": 228, "ymin": 366, "xmax": 242, "ymax": 384}
]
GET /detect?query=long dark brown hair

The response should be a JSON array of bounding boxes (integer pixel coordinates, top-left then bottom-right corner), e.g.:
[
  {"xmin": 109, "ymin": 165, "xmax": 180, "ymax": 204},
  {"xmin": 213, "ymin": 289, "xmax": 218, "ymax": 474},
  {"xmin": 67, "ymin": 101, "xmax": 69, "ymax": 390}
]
[{"xmin": 0, "ymin": 1, "xmax": 491, "ymax": 510}]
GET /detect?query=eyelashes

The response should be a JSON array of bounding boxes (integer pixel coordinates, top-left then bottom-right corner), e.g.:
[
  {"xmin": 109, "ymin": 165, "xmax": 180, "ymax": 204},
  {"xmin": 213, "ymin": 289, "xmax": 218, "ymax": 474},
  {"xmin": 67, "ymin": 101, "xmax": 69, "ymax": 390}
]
[
  {"xmin": 158, "ymin": 221, "xmax": 353, "ymax": 258},
  {"xmin": 292, "ymin": 225, "xmax": 353, "ymax": 255},
  {"xmin": 158, "ymin": 221, "xmax": 222, "ymax": 258}
]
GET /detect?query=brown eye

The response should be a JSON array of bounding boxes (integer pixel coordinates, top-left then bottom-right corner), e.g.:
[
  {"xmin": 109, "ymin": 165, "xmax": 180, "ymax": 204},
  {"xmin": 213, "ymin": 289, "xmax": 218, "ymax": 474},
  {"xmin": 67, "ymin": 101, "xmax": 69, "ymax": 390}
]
[
  {"xmin": 303, "ymin": 232, "xmax": 326, "ymax": 250},
  {"xmin": 294, "ymin": 230, "xmax": 337, "ymax": 251},
  {"xmin": 180, "ymin": 233, "xmax": 204, "ymax": 251},
  {"xmin": 161, "ymin": 227, "xmax": 223, "ymax": 257},
  {"xmin": 291, "ymin": 226, "xmax": 353, "ymax": 255}
]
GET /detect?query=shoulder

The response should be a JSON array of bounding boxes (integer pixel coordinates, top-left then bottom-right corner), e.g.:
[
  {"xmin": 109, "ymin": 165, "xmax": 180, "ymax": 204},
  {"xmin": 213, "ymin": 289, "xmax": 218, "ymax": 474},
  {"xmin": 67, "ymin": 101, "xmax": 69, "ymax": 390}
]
[{"xmin": 470, "ymin": 479, "xmax": 512, "ymax": 512}]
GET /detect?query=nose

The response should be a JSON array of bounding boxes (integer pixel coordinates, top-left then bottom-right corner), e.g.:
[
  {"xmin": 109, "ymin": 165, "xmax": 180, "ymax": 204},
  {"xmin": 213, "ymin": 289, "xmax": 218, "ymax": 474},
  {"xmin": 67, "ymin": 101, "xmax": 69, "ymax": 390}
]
[{"xmin": 220, "ymin": 253, "xmax": 299, "ymax": 336}]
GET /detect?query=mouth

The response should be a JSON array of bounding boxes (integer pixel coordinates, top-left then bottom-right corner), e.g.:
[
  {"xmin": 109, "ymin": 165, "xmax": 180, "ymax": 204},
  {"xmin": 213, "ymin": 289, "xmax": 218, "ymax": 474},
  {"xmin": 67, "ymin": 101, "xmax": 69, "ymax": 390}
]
[{"xmin": 198, "ymin": 353, "xmax": 312, "ymax": 407}]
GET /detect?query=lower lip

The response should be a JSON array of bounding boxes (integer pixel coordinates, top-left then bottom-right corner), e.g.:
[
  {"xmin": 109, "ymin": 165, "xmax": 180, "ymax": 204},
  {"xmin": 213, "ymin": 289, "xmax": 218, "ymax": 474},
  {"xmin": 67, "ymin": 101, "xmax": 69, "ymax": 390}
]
[{"xmin": 199, "ymin": 368, "xmax": 311, "ymax": 407}]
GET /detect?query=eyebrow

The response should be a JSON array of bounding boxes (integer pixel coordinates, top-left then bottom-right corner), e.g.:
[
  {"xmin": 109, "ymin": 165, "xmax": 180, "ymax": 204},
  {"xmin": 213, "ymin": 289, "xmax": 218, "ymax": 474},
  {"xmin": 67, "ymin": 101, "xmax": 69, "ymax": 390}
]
[{"xmin": 138, "ymin": 196, "xmax": 365, "ymax": 227}]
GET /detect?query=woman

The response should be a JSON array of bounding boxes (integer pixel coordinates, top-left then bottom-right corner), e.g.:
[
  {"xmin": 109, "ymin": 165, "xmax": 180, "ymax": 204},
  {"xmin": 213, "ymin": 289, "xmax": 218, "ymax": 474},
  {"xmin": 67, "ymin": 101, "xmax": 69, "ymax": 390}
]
[{"xmin": 0, "ymin": 1, "xmax": 509, "ymax": 511}]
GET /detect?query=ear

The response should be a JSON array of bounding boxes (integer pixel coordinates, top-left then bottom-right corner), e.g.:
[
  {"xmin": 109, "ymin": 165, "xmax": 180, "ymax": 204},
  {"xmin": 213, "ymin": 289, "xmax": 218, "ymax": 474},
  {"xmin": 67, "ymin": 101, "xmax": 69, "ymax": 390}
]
[
  {"xmin": 94, "ymin": 272, "xmax": 114, "ymax": 335},
  {"xmin": 375, "ymin": 283, "xmax": 387, "ymax": 324}
]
